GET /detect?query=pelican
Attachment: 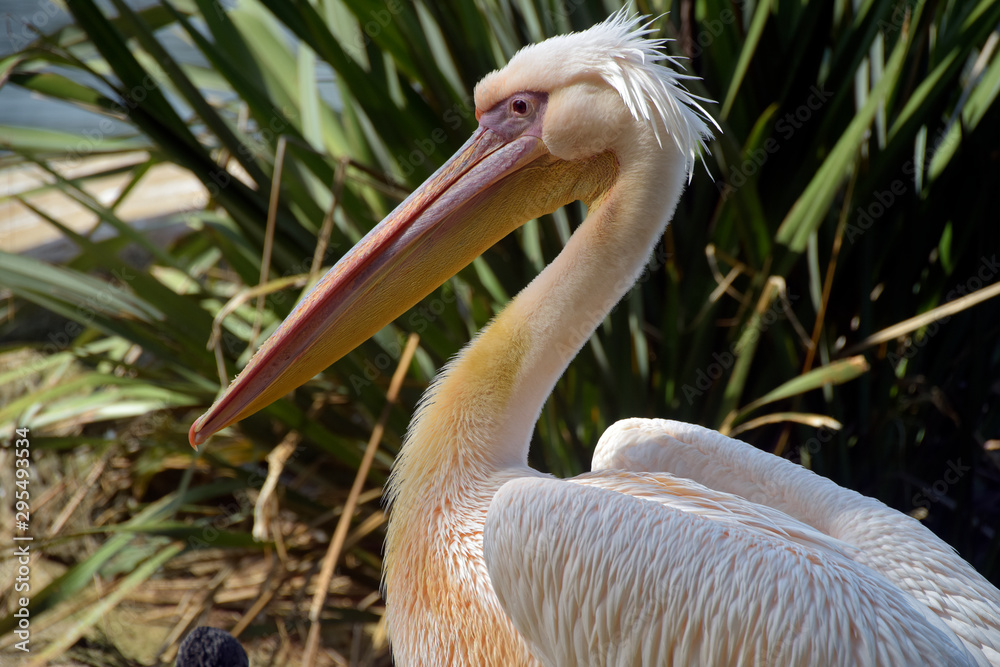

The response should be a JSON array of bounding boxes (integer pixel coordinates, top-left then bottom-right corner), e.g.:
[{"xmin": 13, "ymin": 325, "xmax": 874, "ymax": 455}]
[{"xmin": 189, "ymin": 11, "xmax": 1000, "ymax": 666}]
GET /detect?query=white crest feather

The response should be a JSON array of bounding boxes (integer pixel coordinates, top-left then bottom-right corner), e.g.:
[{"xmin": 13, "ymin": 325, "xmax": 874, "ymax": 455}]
[
  {"xmin": 589, "ymin": 9, "xmax": 719, "ymax": 169},
  {"xmin": 490, "ymin": 7, "xmax": 720, "ymax": 178}
]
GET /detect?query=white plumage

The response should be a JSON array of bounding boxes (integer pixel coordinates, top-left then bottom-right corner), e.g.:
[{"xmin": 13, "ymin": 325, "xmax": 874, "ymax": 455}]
[{"xmin": 487, "ymin": 476, "xmax": 973, "ymax": 666}]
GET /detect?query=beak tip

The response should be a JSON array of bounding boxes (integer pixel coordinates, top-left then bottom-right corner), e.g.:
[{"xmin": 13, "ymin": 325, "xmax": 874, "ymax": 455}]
[{"xmin": 188, "ymin": 417, "xmax": 208, "ymax": 449}]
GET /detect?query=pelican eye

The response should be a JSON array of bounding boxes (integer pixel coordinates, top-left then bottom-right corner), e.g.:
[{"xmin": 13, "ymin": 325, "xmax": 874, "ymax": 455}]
[
  {"xmin": 480, "ymin": 91, "xmax": 546, "ymax": 139},
  {"xmin": 510, "ymin": 97, "xmax": 530, "ymax": 116}
]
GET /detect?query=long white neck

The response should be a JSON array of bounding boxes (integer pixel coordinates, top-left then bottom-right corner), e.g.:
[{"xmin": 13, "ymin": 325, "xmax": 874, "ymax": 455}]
[{"xmin": 390, "ymin": 123, "xmax": 690, "ymax": 497}]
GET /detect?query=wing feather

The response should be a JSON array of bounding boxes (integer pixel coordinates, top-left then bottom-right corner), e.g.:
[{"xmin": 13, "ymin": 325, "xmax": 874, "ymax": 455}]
[
  {"xmin": 484, "ymin": 474, "xmax": 979, "ymax": 667},
  {"xmin": 593, "ymin": 418, "xmax": 1000, "ymax": 663}
]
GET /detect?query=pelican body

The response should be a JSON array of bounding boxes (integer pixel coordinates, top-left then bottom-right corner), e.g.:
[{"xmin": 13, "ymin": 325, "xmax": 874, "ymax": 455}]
[{"xmin": 190, "ymin": 12, "xmax": 1000, "ymax": 666}]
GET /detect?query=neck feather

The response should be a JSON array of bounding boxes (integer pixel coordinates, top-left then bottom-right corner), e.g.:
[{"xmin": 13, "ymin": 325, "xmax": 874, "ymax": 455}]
[{"xmin": 390, "ymin": 124, "xmax": 689, "ymax": 500}]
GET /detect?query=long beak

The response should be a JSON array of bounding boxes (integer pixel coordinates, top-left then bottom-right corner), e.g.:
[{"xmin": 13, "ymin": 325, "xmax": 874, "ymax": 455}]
[{"xmin": 189, "ymin": 127, "xmax": 551, "ymax": 447}]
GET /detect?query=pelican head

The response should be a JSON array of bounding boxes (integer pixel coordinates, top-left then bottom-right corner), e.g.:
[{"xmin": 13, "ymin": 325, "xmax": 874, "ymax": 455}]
[{"xmin": 188, "ymin": 10, "xmax": 714, "ymax": 447}]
